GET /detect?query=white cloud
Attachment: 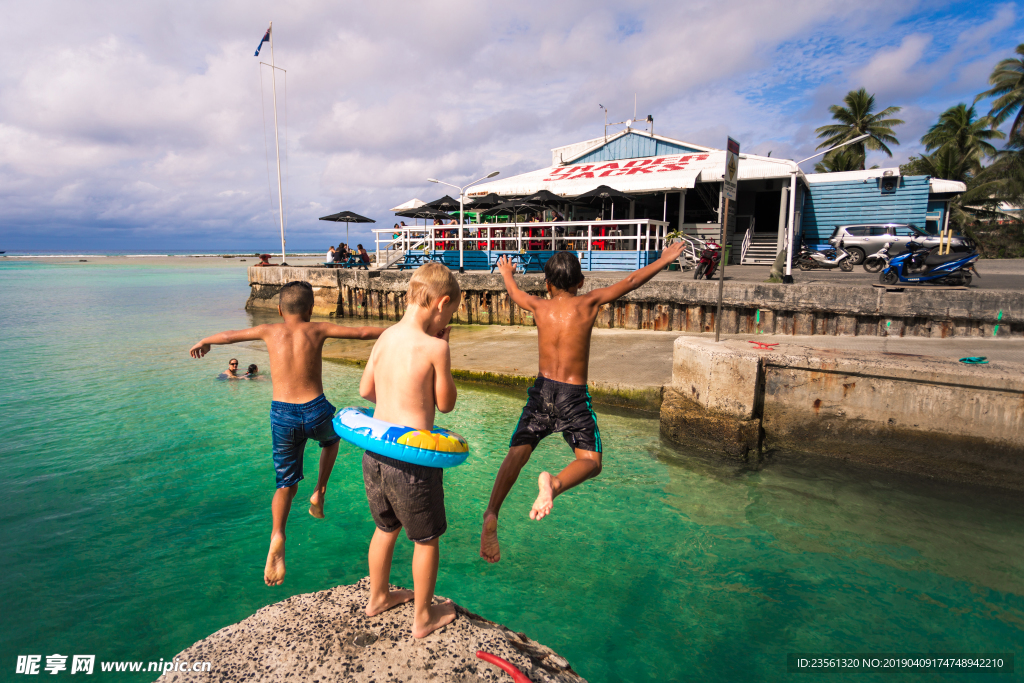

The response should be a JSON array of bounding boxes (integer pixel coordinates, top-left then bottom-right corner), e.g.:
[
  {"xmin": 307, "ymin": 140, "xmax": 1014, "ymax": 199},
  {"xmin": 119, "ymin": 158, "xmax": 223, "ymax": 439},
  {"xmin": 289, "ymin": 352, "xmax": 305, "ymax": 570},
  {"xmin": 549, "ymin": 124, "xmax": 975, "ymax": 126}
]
[{"xmin": 0, "ymin": 0, "xmax": 1019, "ymax": 250}]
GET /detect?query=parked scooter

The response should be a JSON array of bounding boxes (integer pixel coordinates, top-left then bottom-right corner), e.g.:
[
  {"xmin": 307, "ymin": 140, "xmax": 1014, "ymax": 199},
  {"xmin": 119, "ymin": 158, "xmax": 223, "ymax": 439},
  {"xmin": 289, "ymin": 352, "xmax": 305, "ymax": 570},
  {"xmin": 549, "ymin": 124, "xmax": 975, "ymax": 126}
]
[
  {"xmin": 879, "ymin": 240, "xmax": 980, "ymax": 286},
  {"xmin": 862, "ymin": 241, "xmax": 892, "ymax": 273},
  {"xmin": 795, "ymin": 240, "xmax": 855, "ymax": 272},
  {"xmin": 693, "ymin": 240, "xmax": 722, "ymax": 280}
]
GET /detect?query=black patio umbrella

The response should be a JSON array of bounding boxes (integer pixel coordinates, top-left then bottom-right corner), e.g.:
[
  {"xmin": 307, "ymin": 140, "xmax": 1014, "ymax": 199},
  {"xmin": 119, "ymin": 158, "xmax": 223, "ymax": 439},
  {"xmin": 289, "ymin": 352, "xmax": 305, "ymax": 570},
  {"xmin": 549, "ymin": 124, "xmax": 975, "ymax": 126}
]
[
  {"xmin": 425, "ymin": 195, "xmax": 462, "ymax": 212},
  {"xmin": 464, "ymin": 193, "xmax": 505, "ymax": 209},
  {"xmin": 524, "ymin": 189, "xmax": 573, "ymax": 220},
  {"xmin": 575, "ymin": 184, "xmax": 631, "ymax": 219},
  {"xmin": 319, "ymin": 210, "xmax": 376, "ymax": 247},
  {"xmin": 394, "ymin": 206, "xmax": 454, "ymax": 221}
]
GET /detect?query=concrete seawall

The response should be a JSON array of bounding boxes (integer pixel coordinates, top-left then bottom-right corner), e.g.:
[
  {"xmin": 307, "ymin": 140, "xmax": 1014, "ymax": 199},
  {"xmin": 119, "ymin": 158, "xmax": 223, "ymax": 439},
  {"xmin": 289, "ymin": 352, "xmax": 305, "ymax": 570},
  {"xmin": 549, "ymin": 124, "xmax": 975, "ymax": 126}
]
[
  {"xmin": 660, "ymin": 337, "xmax": 1024, "ymax": 490},
  {"xmin": 248, "ymin": 266, "xmax": 1024, "ymax": 338}
]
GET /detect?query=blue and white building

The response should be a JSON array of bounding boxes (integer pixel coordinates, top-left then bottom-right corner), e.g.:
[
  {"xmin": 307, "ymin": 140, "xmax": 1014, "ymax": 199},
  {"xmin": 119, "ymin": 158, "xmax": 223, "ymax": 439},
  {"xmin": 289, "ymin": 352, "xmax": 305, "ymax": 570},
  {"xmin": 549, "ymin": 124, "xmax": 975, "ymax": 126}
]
[{"xmin": 382, "ymin": 126, "xmax": 966, "ymax": 270}]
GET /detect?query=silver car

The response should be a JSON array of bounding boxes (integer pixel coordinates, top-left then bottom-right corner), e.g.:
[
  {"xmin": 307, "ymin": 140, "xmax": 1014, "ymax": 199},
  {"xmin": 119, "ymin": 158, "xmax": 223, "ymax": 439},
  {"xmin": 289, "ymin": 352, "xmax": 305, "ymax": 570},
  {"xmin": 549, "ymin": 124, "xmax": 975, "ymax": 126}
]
[{"xmin": 827, "ymin": 223, "xmax": 970, "ymax": 265}]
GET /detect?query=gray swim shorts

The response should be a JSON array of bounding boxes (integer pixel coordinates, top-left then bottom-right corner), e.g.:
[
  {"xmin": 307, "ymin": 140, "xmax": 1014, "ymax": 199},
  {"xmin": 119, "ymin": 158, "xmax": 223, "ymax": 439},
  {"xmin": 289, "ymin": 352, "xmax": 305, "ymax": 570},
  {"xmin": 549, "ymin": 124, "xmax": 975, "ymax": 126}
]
[{"xmin": 362, "ymin": 451, "xmax": 447, "ymax": 543}]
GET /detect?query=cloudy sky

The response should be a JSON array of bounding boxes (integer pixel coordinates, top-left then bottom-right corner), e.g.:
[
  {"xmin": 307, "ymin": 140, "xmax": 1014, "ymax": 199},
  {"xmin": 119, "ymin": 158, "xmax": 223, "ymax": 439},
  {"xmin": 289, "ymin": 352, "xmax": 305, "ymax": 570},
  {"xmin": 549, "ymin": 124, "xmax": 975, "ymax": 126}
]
[{"xmin": 1, "ymin": 0, "xmax": 1021, "ymax": 252}]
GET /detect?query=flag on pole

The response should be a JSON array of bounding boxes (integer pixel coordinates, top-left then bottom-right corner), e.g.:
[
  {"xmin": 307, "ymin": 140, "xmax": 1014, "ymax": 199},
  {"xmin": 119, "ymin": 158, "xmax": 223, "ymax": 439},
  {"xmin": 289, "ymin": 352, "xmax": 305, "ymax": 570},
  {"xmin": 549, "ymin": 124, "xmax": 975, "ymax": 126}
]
[{"xmin": 254, "ymin": 27, "xmax": 270, "ymax": 56}]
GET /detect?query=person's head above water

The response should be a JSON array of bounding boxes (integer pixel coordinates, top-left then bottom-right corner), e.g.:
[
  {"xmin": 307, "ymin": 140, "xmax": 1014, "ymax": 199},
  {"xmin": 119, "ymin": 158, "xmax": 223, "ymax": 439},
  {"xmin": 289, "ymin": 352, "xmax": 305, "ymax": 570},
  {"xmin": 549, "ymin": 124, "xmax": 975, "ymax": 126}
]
[
  {"xmin": 544, "ymin": 251, "xmax": 584, "ymax": 293},
  {"xmin": 407, "ymin": 261, "xmax": 460, "ymax": 310},
  {"xmin": 227, "ymin": 358, "xmax": 239, "ymax": 374},
  {"xmin": 278, "ymin": 280, "xmax": 314, "ymax": 318},
  {"xmin": 246, "ymin": 364, "xmax": 258, "ymax": 375}
]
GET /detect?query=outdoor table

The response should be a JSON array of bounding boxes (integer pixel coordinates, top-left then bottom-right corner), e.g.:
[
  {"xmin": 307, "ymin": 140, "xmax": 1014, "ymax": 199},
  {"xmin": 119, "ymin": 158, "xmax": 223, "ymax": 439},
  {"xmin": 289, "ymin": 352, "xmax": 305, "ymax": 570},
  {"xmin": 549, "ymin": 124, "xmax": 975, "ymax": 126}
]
[
  {"xmin": 490, "ymin": 253, "xmax": 539, "ymax": 274},
  {"xmin": 396, "ymin": 252, "xmax": 446, "ymax": 270}
]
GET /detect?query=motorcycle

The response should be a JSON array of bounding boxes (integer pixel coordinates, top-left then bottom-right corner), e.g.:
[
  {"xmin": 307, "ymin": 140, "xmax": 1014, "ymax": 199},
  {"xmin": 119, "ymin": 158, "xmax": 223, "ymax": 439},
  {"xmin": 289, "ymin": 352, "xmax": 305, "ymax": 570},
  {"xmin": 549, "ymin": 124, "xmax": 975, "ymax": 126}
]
[
  {"xmin": 796, "ymin": 240, "xmax": 855, "ymax": 272},
  {"xmin": 693, "ymin": 240, "xmax": 722, "ymax": 280},
  {"xmin": 879, "ymin": 240, "xmax": 980, "ymax": 286},
  {"xmin": 862, "ymin": 241, "xmax": 892, "ymax": 273}
]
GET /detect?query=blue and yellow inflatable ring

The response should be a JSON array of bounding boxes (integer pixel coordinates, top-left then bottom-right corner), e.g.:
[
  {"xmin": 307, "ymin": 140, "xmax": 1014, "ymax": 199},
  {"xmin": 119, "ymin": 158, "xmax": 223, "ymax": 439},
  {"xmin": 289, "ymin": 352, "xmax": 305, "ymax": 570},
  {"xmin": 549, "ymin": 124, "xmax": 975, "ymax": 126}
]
[{"xmin": 332, "ymin": 407, "xmax": 469, "ymax": 468}]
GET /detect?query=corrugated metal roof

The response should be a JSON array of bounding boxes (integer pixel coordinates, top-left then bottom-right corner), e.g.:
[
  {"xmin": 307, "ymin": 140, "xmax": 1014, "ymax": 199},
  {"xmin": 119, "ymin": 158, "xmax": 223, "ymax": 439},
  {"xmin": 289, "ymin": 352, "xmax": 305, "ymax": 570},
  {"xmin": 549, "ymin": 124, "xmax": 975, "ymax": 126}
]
[{"xmin": 929, "ymin": 178, "xmax": 967, "ymax": 193}]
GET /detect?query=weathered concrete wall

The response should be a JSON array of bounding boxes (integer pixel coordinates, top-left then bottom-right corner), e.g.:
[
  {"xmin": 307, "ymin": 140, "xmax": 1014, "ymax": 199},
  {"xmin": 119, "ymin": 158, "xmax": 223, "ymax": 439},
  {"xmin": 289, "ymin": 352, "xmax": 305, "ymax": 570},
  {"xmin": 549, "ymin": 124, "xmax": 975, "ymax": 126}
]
[
  {"xmin": 247, "ymin": 266, "xmax": 1024, "ymax": 338},
  {"xmin": 662, "ymin": 337, "xmax": 1024, "ymax": 490}
]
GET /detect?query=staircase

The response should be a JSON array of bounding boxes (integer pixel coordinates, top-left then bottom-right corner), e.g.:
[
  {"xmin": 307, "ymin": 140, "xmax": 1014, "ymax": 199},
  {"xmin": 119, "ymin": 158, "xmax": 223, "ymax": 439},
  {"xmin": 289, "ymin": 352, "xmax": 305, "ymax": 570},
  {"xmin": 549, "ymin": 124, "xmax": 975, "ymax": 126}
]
[{"xmin": 741, "ymin": 233, "xmax": 779, "ymax": 265}]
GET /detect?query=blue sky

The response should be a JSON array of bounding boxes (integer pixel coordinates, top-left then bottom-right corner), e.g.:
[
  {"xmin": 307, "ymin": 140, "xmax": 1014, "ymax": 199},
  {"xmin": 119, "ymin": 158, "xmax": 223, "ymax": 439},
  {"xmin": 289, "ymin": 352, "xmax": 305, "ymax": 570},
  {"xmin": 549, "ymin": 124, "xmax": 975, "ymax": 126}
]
[{"xmin": 0, "ymin": 0, "xmax": 1021, "ymax": 252}]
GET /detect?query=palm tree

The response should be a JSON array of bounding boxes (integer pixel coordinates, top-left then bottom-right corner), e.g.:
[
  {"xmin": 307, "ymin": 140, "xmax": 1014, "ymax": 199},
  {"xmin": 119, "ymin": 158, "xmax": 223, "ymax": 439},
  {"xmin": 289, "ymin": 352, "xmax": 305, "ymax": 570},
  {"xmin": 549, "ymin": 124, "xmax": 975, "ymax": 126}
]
[
  {"xmin": 922, "ymin": 103, "xmax": 1003, "ymax": 172},
  {"xmin": 815, "ymin": 88, "xmax": 904, "ymax": 169},
  {"xmin": 813, "ymin": 147, "xmax": 864, "ymax": 173},
  {"xmin": 975, "ymin": 43, "xmax": 1024, "ymax": 137}
]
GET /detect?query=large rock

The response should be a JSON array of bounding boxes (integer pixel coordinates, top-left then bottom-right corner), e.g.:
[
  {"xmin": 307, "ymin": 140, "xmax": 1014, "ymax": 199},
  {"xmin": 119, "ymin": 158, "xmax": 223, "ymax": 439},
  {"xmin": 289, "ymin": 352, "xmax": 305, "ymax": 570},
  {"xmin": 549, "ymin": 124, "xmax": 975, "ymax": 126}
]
[{"xmin": 162, "ymin": 578, "xmax": 585, "ymax": 682}]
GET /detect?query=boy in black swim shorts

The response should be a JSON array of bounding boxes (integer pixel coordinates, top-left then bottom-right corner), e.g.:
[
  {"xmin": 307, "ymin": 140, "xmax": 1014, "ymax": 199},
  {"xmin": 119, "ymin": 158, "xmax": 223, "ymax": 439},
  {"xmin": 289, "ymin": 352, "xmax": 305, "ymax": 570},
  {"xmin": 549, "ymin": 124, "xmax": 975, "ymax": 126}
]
[{"xmin": 480, "ymin": 243, "xmax": 684, "ymax": 563}]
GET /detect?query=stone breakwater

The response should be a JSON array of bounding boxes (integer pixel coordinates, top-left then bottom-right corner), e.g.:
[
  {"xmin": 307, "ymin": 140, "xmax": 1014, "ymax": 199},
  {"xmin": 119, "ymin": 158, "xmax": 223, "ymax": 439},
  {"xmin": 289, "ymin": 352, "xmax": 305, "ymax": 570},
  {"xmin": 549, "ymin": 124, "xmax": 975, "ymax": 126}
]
[
  {"xmin": 162, "ymin": 578, "xmax": 584, "ymax": 682},
  {"xmin": 247, "ymin": 266, "xmax": 1023, "ymax": 338},
  {"xmin": 660, "ymin": 337, "xmax": 1024, "ymax": 491}
]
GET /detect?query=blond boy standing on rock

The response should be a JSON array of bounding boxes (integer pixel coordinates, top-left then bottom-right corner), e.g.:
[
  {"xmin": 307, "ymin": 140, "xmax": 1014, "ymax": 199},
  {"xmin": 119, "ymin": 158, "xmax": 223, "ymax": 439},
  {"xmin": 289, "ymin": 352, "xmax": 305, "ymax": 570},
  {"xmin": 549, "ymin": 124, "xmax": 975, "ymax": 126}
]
[{"xmin": 358, "ymin": 262, "xmax": 461, "ymax": 638}]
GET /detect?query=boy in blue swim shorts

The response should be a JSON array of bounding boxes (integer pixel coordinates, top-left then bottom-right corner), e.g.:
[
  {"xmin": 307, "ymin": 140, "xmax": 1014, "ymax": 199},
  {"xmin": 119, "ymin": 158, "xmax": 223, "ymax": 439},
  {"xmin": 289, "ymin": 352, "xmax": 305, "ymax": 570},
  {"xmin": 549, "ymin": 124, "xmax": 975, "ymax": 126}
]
[
  {"xmin": 480, "ymin": 244, "xmax": 684, "ymax": 563},
  {"xmin": 190, "ymin": 280, "xmax": 385, "ymax": 586}
]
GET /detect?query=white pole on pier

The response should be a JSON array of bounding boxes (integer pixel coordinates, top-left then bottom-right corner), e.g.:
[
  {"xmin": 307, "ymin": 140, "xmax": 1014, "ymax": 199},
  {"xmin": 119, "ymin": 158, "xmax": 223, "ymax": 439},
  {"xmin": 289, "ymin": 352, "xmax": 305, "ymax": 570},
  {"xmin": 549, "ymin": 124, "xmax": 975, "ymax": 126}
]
[{"xmin": 268, "ymin": 23, "xmax": 287, "ymax": 265}]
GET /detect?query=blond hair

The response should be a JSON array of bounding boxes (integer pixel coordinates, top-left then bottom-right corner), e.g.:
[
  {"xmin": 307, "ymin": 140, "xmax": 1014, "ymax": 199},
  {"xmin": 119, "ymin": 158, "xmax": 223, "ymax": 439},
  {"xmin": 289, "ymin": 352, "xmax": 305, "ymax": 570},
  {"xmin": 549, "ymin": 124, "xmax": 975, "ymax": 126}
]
[{"xmin": 407, "ymin": 262, "xmax": 461, "ymax": 307}]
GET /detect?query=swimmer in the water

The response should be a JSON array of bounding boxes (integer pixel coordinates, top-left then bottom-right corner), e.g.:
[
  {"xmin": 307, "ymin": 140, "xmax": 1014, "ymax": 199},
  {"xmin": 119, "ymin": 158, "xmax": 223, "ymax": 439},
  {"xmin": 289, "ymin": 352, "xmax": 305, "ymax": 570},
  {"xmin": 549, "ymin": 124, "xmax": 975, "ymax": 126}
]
[
  {"xmin": 480, "ymin": 245, "xmax": 684, "ymax": 564},
  {"xmin": 245, "ymin": 363, "xmax": 260, "ymax": 378},
  {"xmin": 218, "ymin": 358, "xmax": 242, "ymax": 379}
]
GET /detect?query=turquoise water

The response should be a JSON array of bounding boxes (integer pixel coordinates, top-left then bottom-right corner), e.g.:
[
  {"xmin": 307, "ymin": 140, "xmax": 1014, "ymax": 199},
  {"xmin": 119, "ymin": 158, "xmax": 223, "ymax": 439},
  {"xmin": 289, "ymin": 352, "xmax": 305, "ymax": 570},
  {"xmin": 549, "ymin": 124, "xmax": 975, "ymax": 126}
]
[{"xmin": 1, "ymin": 261, "xmax": 1022, "ymax": 682}]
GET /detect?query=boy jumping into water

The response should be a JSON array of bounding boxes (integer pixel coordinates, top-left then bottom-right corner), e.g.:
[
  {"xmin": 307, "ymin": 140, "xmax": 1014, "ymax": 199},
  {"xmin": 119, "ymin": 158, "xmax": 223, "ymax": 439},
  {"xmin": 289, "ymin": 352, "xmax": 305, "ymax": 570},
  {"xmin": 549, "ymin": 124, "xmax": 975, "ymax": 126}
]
[
  {"xmin": 480, "ymin": 244, "xmax": 684, "ymax": 563},
  {"xmin": 358, "ymin": 262, "xmax": 460, "ymax": 638},
  {"xmin": 189, "ymin": 281, "xmax": 384, "ymax": 586}
]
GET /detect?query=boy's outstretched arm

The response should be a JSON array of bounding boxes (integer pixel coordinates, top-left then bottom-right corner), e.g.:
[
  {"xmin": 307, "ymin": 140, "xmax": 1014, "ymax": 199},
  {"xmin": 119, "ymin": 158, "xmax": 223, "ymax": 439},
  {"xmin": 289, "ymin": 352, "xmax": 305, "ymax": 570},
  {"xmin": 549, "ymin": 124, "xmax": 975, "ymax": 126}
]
[
  {"xmin": 584, "ymin": 241, "xmax": 685, "ymax": 307},
  {"xmin": 318, "ymin": 324, "xmax": 387, "ymax": 340},
  {"xmin": 496, "ymin": 255, "xmax": 540, "ymax": 312},
  {"xmin": 189, "ymin": 326, "xmax": 268, "ymax": 358}
]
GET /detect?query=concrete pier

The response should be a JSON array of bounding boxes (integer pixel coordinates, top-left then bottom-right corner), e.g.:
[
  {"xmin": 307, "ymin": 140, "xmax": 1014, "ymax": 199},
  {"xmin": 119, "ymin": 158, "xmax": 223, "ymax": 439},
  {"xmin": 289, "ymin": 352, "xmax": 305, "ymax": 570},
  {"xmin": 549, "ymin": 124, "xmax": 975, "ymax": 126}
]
[
  {"xmin": 660, "ymin": 337, "xmax": 1024, "ymax": 490},
  {"xmin": 247, "ymin": 266, "xmax": 1024, "ymax": 338}
]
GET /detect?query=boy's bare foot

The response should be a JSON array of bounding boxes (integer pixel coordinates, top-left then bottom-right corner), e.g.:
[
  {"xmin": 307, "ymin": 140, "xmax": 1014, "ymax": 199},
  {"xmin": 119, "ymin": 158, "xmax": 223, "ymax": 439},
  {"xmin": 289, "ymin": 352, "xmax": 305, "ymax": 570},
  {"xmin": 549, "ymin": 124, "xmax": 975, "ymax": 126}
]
[
  {"xmin": 480, "ymin": 513, "xmax": 501, "ymax": 563},
  {"xmin": 529, "ymin": 472, "xmax": 556, "ymax": 520},
  {"xmin": 264, "ymin": 535, "xmax": 286, "ymax": 586},
  {"xmin": 412, "ymin": 600, "xmax": 457, "ymax": 639},
  {"xmin": 365, "ymin": 589, "xmax": 415, "ymax": 617},
  {"xmin": 309, "ymin": 490, "xmax": 325, "ymax": 519}
]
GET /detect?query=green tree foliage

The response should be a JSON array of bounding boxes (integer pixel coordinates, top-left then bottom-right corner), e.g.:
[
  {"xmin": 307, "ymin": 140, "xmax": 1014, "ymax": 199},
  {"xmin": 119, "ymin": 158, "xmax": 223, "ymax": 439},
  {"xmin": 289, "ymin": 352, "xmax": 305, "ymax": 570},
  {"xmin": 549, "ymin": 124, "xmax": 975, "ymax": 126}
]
[
  {"xmin": 813, "ymin": 147, "xmax": 864, "ymax": 173},
  {"xmin": 921, "ymin": 103, "xmax": 1003, "ymax": 172},
  {"xmin": 975, "ymin": 44, "xmax": 1024, "ymax": 137},
  {"xmin": 815, "ymin": 88, "xmax": 904, "ymax": 170}
]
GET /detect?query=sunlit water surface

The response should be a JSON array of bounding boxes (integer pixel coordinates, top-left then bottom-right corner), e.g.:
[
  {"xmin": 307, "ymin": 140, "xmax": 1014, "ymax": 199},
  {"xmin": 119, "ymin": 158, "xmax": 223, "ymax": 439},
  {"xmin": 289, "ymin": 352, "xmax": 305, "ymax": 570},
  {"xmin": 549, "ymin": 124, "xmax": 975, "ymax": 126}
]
[{"xmin": 1, "ymin": 261, "xmax": 1022, "ymax": 682}]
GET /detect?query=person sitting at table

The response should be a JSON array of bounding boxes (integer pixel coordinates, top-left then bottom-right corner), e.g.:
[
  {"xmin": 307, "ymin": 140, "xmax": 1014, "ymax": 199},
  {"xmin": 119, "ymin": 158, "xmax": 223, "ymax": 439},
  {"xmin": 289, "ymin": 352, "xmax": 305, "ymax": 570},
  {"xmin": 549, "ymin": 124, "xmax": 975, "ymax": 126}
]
[
  {"xmin": 327, "ymin": 245, "xmax": 336, "ymax": 263},
  {"xmin": 334, "ymin": 244, "xmax": 349, "ymax": 262},
  {"xmin": 357, "ymin": 244, "xmax": 371, "ymax": 266}
]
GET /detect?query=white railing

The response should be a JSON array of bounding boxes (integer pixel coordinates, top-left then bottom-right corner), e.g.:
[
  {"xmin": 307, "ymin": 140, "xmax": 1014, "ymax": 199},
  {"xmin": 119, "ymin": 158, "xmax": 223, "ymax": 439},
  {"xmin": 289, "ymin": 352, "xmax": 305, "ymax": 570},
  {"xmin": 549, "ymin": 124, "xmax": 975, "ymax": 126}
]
[
  {"xmin": 740, "ymin": 226, "xmax": 753, "ymax": 263},
  {"xmin": 373, "ymin": 219, "xmax": 670, "ymax": 267},
  {"xmin": 373, "ymin": 228, "xmax": 428, "ymax": 268}
]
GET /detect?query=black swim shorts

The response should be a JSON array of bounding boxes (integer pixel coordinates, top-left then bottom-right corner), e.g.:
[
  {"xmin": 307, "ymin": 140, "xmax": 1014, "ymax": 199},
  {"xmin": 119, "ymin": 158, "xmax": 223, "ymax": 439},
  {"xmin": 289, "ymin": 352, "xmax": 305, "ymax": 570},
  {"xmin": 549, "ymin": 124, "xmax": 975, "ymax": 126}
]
[
  {"xmin": 509, "ymin": 376, "xmax": 602, "ymax": 453},
  {"xmin": 362, "ymin": 451, "xmax": 447, "ymax": 543}
]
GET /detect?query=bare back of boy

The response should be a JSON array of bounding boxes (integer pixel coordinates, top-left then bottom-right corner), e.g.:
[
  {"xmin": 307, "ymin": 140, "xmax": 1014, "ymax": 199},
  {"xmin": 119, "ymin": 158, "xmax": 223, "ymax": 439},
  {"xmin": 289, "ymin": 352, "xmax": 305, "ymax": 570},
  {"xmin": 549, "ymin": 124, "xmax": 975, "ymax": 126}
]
[
  {"xmin": 362, "ymin": 324, "xmax": 451, "ymax": 431},
  {"xmin": 190, "ymin": 306, "xmax": 384, "ymax": 587}
]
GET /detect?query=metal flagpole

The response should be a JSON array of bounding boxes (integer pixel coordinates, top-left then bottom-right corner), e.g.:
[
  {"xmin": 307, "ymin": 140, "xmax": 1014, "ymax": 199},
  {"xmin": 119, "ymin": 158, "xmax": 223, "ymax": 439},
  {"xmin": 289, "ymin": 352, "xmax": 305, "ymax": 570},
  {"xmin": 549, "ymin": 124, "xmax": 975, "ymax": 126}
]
[{"xmin": 269, "ymin": 23, "xmax": 286, "ymax": 265}]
